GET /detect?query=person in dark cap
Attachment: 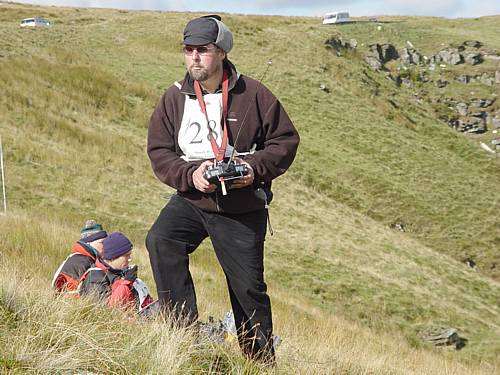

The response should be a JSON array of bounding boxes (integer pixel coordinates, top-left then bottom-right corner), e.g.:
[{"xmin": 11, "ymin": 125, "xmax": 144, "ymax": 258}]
[
  {"xmin": 52, "ymin": 219, "xmax": 108, "ymax": 294},
  {"xmin": 146, "ymin": 15, "xmax": 299, "ymax": 363},
  {"xmin": 79, "ymin": 232, "xmax": 155, "ymax": 312}
]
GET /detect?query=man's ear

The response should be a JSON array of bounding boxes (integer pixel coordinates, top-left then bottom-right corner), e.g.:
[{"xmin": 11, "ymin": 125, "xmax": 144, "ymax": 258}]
[{"xmin": 218, "ymin": 48, "xmax": 227, "ymax": 60}]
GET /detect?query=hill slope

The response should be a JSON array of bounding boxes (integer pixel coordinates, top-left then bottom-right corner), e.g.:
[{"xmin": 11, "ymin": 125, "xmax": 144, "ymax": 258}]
[{"xmin": 1, "ymin": 2, "xmax": 499, "ymax": 373}]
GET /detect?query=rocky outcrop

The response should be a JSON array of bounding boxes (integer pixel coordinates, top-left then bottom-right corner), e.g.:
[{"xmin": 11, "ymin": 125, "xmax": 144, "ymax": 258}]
[
  {"xmin": 399, "ymin": 47, "xmax": 423, "ymax": 65},
  {"xmin": 447, "ymin": 99, "xmax": 496, "ymax": 134},
  {"xmin": 365, "ymin": 43, "xmax": 399, "ymax": 70},
  {"xmin": 470, "ymin": 98, "xmax": 495, "ymax": 108},
  {"xmin": 325, "ymin": 37, "xmax": 358, "ymax": 51},
  {"xmin": 355, "ymin": 38, "xmax": 498, "ymax": 144},
  {"xmin": 435, "ymin": 79, "xmax": 449, "ymax": 88},
  {"xmin": 420, "ymin": 327, "xmax": 467, "ymax": 350},
  {"xmin": 431, "ymin": 48, "xmax": 463, "ymax": 65},
  {"xmin": 463, "ymin": 40, "xmax": 482, "ymax": 48},
  {"xmin": 456, "ymin": 102, "xmax": 468, "ymax": 116},
  {"xmin": 454, "ymin": 72, "xmax": 498, "ymax": 86},
  {"xmin": 427, "ymin": 40, "xmax": 498, "ymax": 67},
  {"xmin": 449, "ymin": 117, "xmax": 487, "ymax": 134},
  {"xmin": 464, "ymin": 52, "xmax": 482, "ymax": 65},
  {"xmin": 492, "ymin": 116, "xmax": 500, "ymax": 129},
  {"xmin": 492, "ymin": 138, "xmax": 500, "ymax": 151}
]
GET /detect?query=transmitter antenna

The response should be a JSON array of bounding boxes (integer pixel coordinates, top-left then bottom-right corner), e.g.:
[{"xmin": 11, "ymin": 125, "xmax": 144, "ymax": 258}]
[{"xmin": 229, "ymin": 60, "xmax": 272, "ymax": 161}]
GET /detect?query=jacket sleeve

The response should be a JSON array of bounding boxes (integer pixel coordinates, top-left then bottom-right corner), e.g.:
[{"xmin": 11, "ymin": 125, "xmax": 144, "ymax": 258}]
[
  {"xmin": 243, "ymin": 86, "xmax": 300, "ymax": 183},
  {"xmin": 147, "ymin": 88, "xmax": 200, "ymax": 192},
  {"xmin": 108, "ymin": 279, "xmax": 135, "ymax": 309}
]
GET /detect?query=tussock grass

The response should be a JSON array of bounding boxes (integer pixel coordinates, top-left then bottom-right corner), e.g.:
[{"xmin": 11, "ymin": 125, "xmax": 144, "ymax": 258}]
[
  {"xmin": 1, "ymin": 212, "xmax": 498, "ymax": 374},
  {"xmin": 1, "ymin": 2, "xmax": 499, "ymax": 373}
]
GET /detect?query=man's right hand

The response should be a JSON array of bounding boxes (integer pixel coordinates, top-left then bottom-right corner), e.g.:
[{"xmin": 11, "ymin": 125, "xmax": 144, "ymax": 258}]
[{"xmin": 192, "ymin": 160, "xmax": 216, "ymax": 193}]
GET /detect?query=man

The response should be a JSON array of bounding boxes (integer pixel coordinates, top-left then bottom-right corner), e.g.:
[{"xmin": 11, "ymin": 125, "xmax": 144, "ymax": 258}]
[
  {"xmin": 146, "ymin": 15, "xmax": 299, "ymax": 362},
  {"xmin": 52, "ymin": 219, "xmax": 107, "ymax": 294}
]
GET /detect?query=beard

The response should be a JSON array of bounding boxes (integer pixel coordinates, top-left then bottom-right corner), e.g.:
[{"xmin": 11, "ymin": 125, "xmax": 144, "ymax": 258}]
[{"xmin": 188, "ymin": 65, "xmax": 209, "ymax": 82}]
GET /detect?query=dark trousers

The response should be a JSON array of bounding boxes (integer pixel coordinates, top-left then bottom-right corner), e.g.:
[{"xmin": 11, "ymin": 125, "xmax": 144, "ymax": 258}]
[{"xmin": 146, "ymin": 194, "xmax": 274, "ymax": 360}]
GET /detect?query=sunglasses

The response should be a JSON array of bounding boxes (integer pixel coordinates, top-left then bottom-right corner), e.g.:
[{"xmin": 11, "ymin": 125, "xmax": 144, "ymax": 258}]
[{"xmin": 183, "ymin": 45, "xmax": 218, "ymax": 55}]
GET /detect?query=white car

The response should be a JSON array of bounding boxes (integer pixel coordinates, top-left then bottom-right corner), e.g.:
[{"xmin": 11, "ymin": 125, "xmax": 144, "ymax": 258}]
[{"xmin": 20, "ymin": 18, "xmax": 51, "ymax": 27}]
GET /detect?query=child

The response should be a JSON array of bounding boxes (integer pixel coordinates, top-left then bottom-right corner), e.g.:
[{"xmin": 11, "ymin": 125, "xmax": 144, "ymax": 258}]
[
  {"xmin": 79, "ymin": 232, "xmax": 154, "ymax": 313},
  {"xmin": 52, "ymin": 220, "xmax": 107, "ymax": 294}
]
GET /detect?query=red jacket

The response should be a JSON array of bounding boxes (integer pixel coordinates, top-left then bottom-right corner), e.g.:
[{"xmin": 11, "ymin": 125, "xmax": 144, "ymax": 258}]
[
  {"xmin": 79, "ymin": 259, "xmax": 153, "ymax": 311},
  {"xmin": 52, "ymin": 241, "xmax": 98, "ymax": 294}
]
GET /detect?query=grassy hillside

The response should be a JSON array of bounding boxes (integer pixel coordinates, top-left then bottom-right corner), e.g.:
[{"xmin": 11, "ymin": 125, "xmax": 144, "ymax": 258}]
[{"xmin": 1, "ymin": 2, "xmax": 499, "ymax": 373}]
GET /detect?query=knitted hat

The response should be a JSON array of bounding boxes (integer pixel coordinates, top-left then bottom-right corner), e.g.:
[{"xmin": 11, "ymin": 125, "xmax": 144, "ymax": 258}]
[
  {"xmin": 183, "ymin": 15, "xmax": 233, "ymax": 53},
  {"xmin": 80, "ymin": 219, "xmax": 107, "ymax": 243},
  {"xmin": 102, "ymin": 232, "xmax": 133, "ymax": 260}
]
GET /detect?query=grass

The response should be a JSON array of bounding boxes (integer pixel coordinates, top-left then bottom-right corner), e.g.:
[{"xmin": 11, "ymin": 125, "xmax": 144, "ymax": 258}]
[
  {"xmin": 0, "ymin": 1, "xmax": 499, "ymax": 373},
  {"xmin": 1, "ymin": 211, "xmax": 498, "ymax": 374}
]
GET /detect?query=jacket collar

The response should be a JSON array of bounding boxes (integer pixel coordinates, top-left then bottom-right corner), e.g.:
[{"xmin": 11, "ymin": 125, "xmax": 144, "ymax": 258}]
[
  {"xmin": 95, "ymin": 257, "xmax": 128, "ymax": 277},
  {"xmin": 73, "ymin": 241, "xmax": 98, "ymax": 259},
  {"xmin": 180, "ymin": 59, "xmax": 240, "ymax": 96}
]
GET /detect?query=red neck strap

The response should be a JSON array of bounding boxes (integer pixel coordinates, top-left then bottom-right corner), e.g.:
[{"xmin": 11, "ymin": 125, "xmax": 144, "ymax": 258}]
[{"xmin": 194, "ymin": 70, "xmax": 229, "ymax": 162}]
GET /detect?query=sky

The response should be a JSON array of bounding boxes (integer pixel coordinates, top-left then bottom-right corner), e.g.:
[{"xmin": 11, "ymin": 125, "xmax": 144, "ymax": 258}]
[{"xmin": 12, "ymin": 0, "xmax": 500, "ymax": 18}]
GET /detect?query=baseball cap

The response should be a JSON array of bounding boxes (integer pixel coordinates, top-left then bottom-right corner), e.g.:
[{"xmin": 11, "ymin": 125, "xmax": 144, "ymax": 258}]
[{"xmin": 183, "ymin": 15, "xmax": 233, "ymax": 53}]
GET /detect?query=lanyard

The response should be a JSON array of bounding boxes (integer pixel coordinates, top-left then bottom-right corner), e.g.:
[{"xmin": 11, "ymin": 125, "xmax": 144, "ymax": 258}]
[{"xmin": 193, "ymin": 70, "xmax": 229, "ymax": 162}]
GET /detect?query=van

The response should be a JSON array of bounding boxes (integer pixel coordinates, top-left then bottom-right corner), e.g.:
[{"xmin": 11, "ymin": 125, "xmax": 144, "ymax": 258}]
[
  {"xmin": 20, "ymin": 18, "xmax": 51, "ymax": 27},
  {"xmin": 322, "ymin": 12, "xmax": 350, "ymax": 25}
]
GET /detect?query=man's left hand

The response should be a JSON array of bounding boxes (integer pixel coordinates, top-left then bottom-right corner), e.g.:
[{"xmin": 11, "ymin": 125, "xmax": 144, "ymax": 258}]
[{"xmin": 231, "ymin": 158, "xmax": 254, "ymax": 189}]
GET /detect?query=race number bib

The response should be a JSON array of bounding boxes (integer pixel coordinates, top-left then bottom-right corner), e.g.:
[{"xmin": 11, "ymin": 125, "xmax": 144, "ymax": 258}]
[{"xmin": 178, "ymin": 93, "xmax": 234, "ymax": 161}]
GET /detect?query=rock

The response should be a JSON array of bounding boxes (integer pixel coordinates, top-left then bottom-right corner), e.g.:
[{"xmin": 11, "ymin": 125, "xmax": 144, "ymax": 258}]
[
  {"xmin": 435, "ymin": 79, "xmax": 449, "ymax": 88},
  {"xmin": 464, "ymin": 53, "xmax": 482, "ymax": 65},
  {"xmin": 479, "ymin": 47, "xmax": 498, "ymax": 56},
  {"xmin": 470, "ymin": 98, "xmax": 494, "ymax": 108},
  {"xmin": 365, "ymin": 55, "xmax": 383, "ymax": 70},
  {"xmin": 456, "ymin": 102, "xmax": 468, "ymax": 116},
  {"xmin": 463, "ymin": 40, "xmax": 482, "ymax": 48},
  {"xmin": 464, "ymin": 257, "xmax": 477, "ymax": 269},
  {"xmin": 496, "ymin": 70, "xmax": 500, "ymax": 84},
  {"xmin": 449, "ymin": 117, "xmax": 487, "ymax": 133},
  {"xmin": 448, "ymin": 119, "xmax": 461, "ymax": 130},
  {"xmin": 463, "ymin": 117, "xmax": 487, "ymax": 133},
  {"xmin": 368, "ymin": 43, "xmax": 399, "ymax": 65},
  {"xmin": 480, "ymin": 73, "xmax": 495, "ymax": 86},
  {"xmin": 401, "ymin": 77, "xmax": 413, "ymax": 88},
  {"xmin": 390, "ymin": 222, "xmax": 406, "ymax": 232},
  {"xmin": 492, "ymin": 116, "xmax": 500, "ymax": 129},
  {"xmin": 399, "ymin": 48, "xmax": 412, "ymax": 64},
  {"xmin": 319, "ymin": 83, "xmax": 330, "ymax": 93},
  {"xmin": 325, "ymin": 37, "xmax": 343, "ymax": 50},
  {"xmin": 410, "ymin": 50, "xmax": 423, "ymax": 64},
  {"xmin": 325, "ymin": 37, "xmax": 357, "ymax": 51},
  {"xmin": 399, "ymin": 47, "xmax": 422, "ymax": 65},
  {"xmin": 455, "ymin": 74, "xmax": 470, "ymax": 84},
  {"xmin": 433, "ymin": 48, "xmax": 463, "ymax": 65},
  {"xmin": 470, "ymin": 111, "xmax": 487, "ymax": 119},
  {"xmin": 483, "ymin": 54, "xmax": 500, "ymax": 62},
  {"xmin": 380, "ymin": 44, "xmax": 399, "ymax": 62},
  {"xmin": 420, "ymin": 327, "xmax": 467, "ymax": 350}
]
